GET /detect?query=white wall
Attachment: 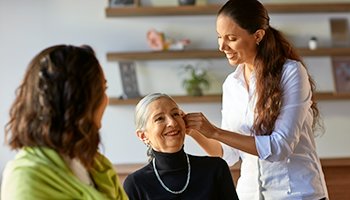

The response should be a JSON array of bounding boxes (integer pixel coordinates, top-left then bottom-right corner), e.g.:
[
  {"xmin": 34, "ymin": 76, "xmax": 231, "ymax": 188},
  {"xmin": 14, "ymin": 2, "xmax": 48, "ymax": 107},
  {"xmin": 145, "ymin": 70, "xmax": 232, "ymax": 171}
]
[{"xmin": 1, "ymin": 0, "xmax": 350, "ymax": 184}]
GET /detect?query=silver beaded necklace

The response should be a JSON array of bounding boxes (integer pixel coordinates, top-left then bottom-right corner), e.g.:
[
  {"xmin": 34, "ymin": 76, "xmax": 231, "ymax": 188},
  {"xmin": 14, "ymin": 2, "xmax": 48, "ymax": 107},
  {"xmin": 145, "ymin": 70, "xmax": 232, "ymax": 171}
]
[{"xmin": 152, "ymin": 153, "xmax": 191, "ymax": 194}]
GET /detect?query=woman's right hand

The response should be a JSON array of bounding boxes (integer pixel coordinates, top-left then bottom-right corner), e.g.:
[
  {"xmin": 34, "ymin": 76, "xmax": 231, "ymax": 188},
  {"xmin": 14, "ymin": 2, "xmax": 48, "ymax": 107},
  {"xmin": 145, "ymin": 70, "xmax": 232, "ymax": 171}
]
[
  {"xmin": 183, "ymin": 112, "xmax": 219, "ymax": 139},
  {"xmin": 183, "ymin": 112, "xmax": 223, "ymax": 157}
]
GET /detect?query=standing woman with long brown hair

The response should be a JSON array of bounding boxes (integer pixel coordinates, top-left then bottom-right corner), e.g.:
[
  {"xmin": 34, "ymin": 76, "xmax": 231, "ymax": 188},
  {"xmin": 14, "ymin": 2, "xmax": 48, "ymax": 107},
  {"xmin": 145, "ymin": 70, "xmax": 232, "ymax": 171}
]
[{"xmin": 184, "ymin": 0, "xmax": 328, "ymax": 199}]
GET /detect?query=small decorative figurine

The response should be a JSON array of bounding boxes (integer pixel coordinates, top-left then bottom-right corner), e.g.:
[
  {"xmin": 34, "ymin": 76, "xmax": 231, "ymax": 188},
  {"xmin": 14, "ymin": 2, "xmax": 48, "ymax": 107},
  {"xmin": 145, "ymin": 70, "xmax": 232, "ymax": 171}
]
[
  {"xmin": 309, "ymin": 36, "xmax": 318, "ymax": 50},
  {"xmin": 147, "ymin": 29, "xmax": 190, "ymax": 51}
]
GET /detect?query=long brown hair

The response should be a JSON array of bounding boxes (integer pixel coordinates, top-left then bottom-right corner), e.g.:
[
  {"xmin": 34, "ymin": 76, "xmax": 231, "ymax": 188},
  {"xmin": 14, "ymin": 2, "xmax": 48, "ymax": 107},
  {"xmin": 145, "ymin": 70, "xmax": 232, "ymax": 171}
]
[
  {"xmin": 5, "ymin": 45, "xmax": 105, "ymax": 168},
  {"xmin": 218, "ymin": 0, "xmax": 320, "ymax": 135}
]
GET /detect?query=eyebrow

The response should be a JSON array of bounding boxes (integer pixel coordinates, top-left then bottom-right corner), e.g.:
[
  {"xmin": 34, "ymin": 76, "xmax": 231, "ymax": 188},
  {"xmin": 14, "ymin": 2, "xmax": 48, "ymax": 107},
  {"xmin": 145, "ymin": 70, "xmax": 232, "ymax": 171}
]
[{"xmin": 152, "ymin": 107, "xmax": 179, "ymax": 118}]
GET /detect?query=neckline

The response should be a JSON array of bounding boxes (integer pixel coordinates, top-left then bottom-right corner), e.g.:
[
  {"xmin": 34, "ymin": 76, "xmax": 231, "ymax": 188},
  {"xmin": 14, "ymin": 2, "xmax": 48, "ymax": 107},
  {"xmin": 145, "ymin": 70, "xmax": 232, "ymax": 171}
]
[
  {"xmin": 152, "ymin": 147, "xmax": 187, "ymax": 170},
  {"xmin": 152, "ymin": 151, "xmax": 191, "ymax": 194}
]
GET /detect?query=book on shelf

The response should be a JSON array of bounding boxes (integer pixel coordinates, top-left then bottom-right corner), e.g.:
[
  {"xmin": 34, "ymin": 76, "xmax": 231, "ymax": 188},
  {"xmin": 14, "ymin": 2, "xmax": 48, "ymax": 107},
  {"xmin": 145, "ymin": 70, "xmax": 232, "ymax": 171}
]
[
  {"xmin": 332, "ymin": 56, "xmax": 350, "ymax": 93},
  {"xmin": 119, "ymin": 61, "xmax": 141, "ymax": 99},
  {"xmin": 330, "ymin": 18, "xmax": 350, "ymax": 47},
  {"xmin": 109, "ymin": 0, "xmax": 139, "ymax": 7}
]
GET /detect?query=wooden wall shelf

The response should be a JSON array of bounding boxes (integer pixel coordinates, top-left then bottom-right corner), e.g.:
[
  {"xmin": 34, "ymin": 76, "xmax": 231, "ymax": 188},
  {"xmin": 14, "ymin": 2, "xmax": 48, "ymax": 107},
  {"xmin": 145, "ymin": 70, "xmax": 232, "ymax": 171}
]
[
  {"xmin": 107, "ymin": 47, "xmax": 350, "ymax": 61},
  {"xmin": 109, "ymin": 94, "xmax": 222, "ymax": 105},
  {"xmin": 109, "ymin": 92, "xmax": 350, "ymax": 105},
  {"xmin": 107, "ymin": 50, "xmax": 223, "ymax": 61},
  {"xmin": 105, "ymin": 3, "xmax": 350, "ymax": 17},
  {"xmin": 297, "ymin": 47, "xmax": 350, "ymax": 57}
]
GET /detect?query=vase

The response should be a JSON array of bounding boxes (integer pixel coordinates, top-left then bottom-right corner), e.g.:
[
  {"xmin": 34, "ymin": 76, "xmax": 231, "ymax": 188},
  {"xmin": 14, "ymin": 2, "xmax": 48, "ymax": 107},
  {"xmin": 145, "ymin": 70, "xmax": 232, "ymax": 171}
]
[
  {"xmin": 178, "ymin": 0, "xmax": 196, "ymax": 6},
  {"xmin": 186, "ymin": 85, "xmax": 203, "ymax": 96},
  {"xmin": 151, "ymin": 0, "xmax": 177, "ymax": 6}
]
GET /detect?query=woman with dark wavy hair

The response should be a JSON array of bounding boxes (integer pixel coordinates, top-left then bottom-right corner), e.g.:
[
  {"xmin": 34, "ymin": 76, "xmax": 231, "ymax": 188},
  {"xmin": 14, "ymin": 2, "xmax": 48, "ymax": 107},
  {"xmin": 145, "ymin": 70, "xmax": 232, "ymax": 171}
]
[
  {"xmin": 184, "ymin": 0, "xmax": 328, "ymax": 199},
  {"xmin": 1, "ymin": 44, "xmax": 128, "ymax": 200}
]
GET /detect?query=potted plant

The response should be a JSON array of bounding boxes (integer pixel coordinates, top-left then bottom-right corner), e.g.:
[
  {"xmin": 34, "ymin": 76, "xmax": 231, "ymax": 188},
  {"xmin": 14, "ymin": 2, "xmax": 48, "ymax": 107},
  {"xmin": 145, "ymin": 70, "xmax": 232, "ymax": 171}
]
[{"xmin": 182, "ymin": 64, "xmax": 210, "ymax": 96}]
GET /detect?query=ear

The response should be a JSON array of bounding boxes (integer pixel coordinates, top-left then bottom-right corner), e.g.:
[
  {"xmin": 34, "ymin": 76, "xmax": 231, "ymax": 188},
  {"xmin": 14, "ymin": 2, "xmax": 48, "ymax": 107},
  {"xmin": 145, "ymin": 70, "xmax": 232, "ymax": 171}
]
[
  {"xmin": 136, "ymin": 129, "xmax": 148, "ymax": 144},
  {"xmin": 254, "ymin": 29, "xmax": 265, "ymax": 45},
  {"xmin": 179, "ymin": 109, "xmax": 186, "ymax": 117}
]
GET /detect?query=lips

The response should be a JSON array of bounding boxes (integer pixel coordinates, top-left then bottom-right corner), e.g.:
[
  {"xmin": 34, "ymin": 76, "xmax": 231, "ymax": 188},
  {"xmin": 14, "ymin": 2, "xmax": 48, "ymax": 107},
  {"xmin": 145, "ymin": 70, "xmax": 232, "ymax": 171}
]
[
  {"xmin": 225, "ymin": 52, "xmax": 236, "ymax": 59},
  {"xmin": 164, "ymin": 130, "xmax": 180, "ymax": 136}
]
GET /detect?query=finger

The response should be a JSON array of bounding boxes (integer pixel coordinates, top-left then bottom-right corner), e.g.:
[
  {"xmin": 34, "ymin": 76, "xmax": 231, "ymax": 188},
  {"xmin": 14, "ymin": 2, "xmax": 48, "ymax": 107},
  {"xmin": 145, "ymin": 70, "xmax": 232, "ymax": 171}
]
[{"xmin": 184, "ymin": 113, "xmax": 203, "ymax": 122}]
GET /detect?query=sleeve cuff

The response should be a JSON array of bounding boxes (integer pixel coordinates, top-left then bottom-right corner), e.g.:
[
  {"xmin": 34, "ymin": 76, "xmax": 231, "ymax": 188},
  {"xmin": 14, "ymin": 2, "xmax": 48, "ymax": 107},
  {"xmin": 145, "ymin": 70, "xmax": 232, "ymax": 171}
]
[{"xmin": 255, "ymin": 135, "xmax": 271, "ymax": 160}]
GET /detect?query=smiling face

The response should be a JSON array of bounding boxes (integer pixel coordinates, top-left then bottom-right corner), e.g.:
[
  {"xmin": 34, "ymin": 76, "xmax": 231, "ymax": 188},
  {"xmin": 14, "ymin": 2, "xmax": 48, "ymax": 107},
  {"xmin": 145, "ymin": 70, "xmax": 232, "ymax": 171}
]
[
  {"xmin": 217, "ymin": 14, "xmax": 260, "ymax": 67},
  {"xmin": 137, "ymin": 97, "xmax": 186, "ymax": 153}
]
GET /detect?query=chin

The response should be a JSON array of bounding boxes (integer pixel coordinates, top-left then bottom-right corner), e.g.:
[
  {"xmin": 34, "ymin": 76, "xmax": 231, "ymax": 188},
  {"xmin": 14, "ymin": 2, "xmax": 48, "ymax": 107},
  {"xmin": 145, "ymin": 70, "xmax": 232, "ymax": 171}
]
[
  {"xmin": 170, "ymin": 144, "xmax": 184, "ymax": 152},
  {"xmin": 227, "ymin": 59, "xmax": 238, "ymax": 66}
]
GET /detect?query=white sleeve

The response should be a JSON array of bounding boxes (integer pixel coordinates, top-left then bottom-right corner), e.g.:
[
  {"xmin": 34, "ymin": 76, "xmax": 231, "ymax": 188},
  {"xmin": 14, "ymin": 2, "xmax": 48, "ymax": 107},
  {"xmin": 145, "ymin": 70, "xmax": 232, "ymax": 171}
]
[
  {"xmin": 221, "ymin": 108, "xmax": 240, "ymax": 166},
  {"xmin": 255, "ymin": 61, "xmax": 313, "ymax": 162}
]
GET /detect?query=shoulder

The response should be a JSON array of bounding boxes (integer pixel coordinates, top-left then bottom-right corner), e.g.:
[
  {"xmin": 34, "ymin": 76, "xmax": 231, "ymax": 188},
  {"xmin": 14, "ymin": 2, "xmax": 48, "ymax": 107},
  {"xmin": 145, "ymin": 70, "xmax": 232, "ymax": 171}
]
[
  {"xmin": 281, "ymin": 59, "xmax": 308, "ymax": 84},
  {"xmin": 188, "ymin": 155, "xmax": 233, "ymax": 184},
  {"xmin": 1, "ymin": 158, "xmax": 56, "ymax": 199},
  {"xmin": 282, "ymin": 59, "xmax": 306, "ymax": 76},
  {"xmin": 3, "ymin": 148, "xmax": 64, "ymax": 177},
  {"xmin": 189, "ymin": 154, "xmax": 229, "ymax": 170},
  {"xmin": 123, "ymin": 163, "xmax": 153, "ymax": 197},
  {"xmin": 123, "ymin": 163, "xmax": 152, "ymax": 185}
]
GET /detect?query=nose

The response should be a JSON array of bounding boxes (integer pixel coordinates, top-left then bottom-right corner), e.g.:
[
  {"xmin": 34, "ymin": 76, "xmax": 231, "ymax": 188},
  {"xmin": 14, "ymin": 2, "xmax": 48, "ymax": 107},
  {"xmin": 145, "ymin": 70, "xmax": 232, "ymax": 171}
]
[
  {"xmin": 166, "ymin": 116, "xmax": 178, "ymax": 127},
  {"xmin": 218, "ymin": 39, "xmax": 227, "ymax": 52}
]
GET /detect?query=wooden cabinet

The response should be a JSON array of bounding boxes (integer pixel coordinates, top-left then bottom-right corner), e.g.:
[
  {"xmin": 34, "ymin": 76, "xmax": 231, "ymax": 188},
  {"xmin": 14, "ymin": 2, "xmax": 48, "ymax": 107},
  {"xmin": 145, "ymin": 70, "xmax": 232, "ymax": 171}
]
[{"xmin": 106, "ymin": 2, "xmax": 350, "ymax": 105}]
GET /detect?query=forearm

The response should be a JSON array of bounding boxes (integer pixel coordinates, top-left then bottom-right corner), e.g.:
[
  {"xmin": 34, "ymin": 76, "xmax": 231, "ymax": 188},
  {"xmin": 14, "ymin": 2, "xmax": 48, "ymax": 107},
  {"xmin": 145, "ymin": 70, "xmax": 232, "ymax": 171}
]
[
  {"xmin": 188, "ymin": 130, "xmax": 223, "ymax": 157},
  {"xmin": 211, "ymin": 128, "xmax": 258, "ymax": 156},
  {"xmin": 184, "ymin": 112, "xmax": 258, "ymax": 157}
]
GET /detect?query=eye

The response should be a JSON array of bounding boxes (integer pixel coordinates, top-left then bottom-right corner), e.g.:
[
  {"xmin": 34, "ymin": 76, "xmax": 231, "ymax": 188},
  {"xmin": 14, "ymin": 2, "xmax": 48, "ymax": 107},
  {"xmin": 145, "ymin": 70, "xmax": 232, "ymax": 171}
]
[
  {"xmin": 172, "ymin": 112, "xmax": 181, "ymax": 117},
  {"xmin": 155, "ymin": 116, "xmax": 164, "ymax": 122},
  {"xmin": 228, "ymin": 36, "xmax": 237, "ymax": 41}
]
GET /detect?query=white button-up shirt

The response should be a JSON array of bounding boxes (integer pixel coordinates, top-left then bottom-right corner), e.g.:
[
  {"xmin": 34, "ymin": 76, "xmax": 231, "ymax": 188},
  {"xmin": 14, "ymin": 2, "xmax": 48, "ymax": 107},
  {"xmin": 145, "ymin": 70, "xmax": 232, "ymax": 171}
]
[{"xmin": 221, "ymin": 60, "xmax": 328, "ymax": 200}]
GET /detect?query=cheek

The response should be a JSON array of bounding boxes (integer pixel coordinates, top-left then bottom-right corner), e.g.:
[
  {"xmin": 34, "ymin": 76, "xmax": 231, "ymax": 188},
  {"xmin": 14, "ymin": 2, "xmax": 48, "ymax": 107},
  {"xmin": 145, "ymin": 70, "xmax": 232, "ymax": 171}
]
[
  {"xmin": 177, "ymin": 119, "xmax": 186, "ymax": 131},
  {"xmin": 102, "ymin": 95, "xmax": 108, "ymax": 111},
  {"xmin": 232, "ymin": 41, "xmax": 246, "ymax": 52},
  {"xmin": 236, "ymin": 41, "xmax": 256, "ymax": 59},
  {"xmin": 146, "ymin": 124, "xmax": 163, "ymax": 141}
]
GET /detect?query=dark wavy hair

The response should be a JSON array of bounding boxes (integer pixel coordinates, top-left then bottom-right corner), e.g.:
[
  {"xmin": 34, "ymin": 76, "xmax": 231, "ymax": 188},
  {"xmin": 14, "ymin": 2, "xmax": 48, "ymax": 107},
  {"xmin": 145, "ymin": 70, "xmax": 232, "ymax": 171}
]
[
  {"xmin": 5, "ymin": 44, "xmax": 105, "ymax": 168},
  {"xmin": 218, "ymin": 0, "xmax": 320, "ymax": 135}
]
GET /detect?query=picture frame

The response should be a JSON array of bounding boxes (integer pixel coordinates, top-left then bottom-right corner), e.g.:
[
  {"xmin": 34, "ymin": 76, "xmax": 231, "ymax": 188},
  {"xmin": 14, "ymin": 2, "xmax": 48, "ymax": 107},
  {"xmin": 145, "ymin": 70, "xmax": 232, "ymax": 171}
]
[
  {"xmin": 330, "ymin": 18, "xmax": 350, "ymax": 47},
  {"xmin": 332, "ymin": 56, "xmax": 350, "ymax": 93},
  {"xmin": 118, "ymin": 61, "xmax": 141, "ymax": 99},
  {"xmin": 109, "ymin": 0, "xmax": 139, "ymax": 7}
]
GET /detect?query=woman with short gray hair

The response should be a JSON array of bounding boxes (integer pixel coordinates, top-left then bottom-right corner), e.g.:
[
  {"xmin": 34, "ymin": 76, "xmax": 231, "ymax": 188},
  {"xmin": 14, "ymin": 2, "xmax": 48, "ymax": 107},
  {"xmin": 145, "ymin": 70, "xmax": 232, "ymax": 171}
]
[{"xmin": 123, "ymin": 93, "xmax": 239, "ymax": 200}]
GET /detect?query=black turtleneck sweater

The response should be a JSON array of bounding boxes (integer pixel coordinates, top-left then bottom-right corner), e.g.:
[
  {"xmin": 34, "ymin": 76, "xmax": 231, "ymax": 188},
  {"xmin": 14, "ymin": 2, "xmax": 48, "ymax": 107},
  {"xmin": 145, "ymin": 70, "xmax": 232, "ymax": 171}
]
[{"xmin": 123, "ymin": 148, "xmax": 239, "ymax": 200}]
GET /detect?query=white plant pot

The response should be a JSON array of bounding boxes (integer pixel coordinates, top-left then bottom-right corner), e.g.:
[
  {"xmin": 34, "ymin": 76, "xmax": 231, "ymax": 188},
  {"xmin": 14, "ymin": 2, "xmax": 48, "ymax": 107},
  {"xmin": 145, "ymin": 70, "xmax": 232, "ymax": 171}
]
[{"xmin": 150, "ymin": 0, "xmax": 178, "ymax": 6}]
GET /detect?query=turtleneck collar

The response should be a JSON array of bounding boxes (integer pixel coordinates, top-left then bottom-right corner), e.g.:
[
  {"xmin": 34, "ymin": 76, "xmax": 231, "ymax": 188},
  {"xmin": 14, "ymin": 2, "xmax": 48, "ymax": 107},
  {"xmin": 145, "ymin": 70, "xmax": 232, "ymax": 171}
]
[{"xmin": 152, "ymin": 146, "xmax": 186, "ymax": 170}]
